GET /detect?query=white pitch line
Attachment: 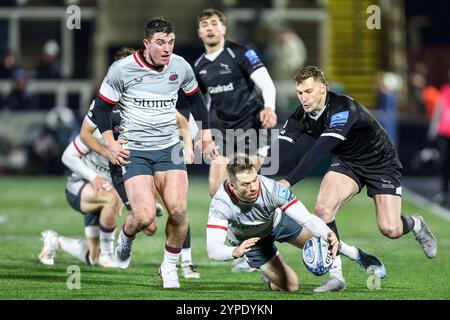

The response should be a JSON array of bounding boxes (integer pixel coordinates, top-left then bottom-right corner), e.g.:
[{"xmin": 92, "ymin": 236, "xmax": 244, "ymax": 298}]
[
  {"xmin": 404, "ymin": 188, "xmax": 450, "ymax": 222},
  {"xmin": 0, "ymin": 215, "xmax": 7, "ymax": 224}
]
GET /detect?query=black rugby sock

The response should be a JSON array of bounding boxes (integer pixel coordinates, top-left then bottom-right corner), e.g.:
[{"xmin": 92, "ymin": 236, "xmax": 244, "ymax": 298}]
[{"xmin": 401, "ymin": 214, "xmax": 415, "ymax": 235}]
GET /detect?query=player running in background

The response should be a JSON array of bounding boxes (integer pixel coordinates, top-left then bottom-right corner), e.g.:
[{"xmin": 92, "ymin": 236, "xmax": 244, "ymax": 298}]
[
  {"xmin": 90, "ymin": 18, "xmax": 216, "ymax": 288},
  {"xmin": 39, "ymin": 130, "xmax": 121, "ymax": 268},
  {"xmin": 206, "ymin": 154, "xmax": 386, "ymax": 292},
  {"xmin": 276, "ymin": 66, "xmax": 437, "ymax": 291},
  {"xmin": 194, "ymin": 8, "xmax": 277, "ymax": 198}
]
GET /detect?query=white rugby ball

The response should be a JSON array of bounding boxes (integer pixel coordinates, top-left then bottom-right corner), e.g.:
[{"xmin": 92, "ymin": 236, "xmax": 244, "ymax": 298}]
[{"xmin": 302, "ymin": 236, "xmax": 333, "ymax": 276}]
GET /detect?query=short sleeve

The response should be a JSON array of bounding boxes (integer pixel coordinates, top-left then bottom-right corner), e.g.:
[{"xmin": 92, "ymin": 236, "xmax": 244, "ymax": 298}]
[
  {"xmin": 181, "ymin": 60, "xmax": 199, "ymax": 96},
  {"xmin": 322, "ymin": 103, "xmax": 359, "ymax": 140},
  {"xmin": 236, "ymin": 46, "xmax": 265, "ymax": 76},
  {"xmin": 98, "ymin": 63, "xmax": 123, "ymax": 104}
]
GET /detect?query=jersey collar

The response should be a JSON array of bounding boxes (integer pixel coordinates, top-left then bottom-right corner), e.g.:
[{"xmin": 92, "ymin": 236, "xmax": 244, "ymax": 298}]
[
  {"xmin": 307, "ymin": 92, "xmax": 330, "ymax": 121},
  {"xmin": 204, "ymin": 47, "xmax": 224, "ymax": 62},
  {"xmin": 133, "ymin": 50, "xmax": 165, "ymax": 72}
]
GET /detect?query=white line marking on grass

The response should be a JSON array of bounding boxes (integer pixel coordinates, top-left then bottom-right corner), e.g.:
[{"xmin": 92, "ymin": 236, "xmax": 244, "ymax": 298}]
[
  {"xmin": 0, "ymin": 215, "xmax": 7, "ymax": 224},
  {"xmin": 404, "ymin": 188, "xmax": 450, "ymax": 222}
]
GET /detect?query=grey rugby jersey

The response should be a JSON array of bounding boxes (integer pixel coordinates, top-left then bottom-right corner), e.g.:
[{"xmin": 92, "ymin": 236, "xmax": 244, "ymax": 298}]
[
  {"xmin": 98, "ymin": 51, "xmax": 198, "ymax": 151},
  {"xmin": 207, "ymin": 175, "xmax": 297, "ymax": 242}
]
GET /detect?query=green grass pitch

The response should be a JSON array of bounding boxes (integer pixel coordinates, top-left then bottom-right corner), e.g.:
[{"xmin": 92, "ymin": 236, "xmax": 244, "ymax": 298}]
[{"xmin": 0, "ymin": 176, "xmax": 449, "ymax": 300}]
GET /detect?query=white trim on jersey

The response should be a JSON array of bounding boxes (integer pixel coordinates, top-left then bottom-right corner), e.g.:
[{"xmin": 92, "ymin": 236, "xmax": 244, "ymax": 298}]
[
  {"xmin": 62, "ymin": 136, "xmax": 98, "ymax": 182},
  {"xmin": 204, "ymin": 48, "xmax": 225, "ymax": 62},
  {"xmin": 278, "ymin": 135, "xmax": 294, "ymax": 144},
  {"xmin": 250, "ymin": 67, "xmax": 276, "ymax": 109},
  {"xmin": 321, "ymin": 132, "xmax": 346, "ymax": 141}
]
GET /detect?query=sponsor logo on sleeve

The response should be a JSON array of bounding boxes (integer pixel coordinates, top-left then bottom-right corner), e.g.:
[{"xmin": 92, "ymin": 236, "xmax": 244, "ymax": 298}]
[
  {"xmin": 245, "ymin": 49, "xmax": 261, "ymax": 65},
  {"xmin": 330, "ymin": 111, "xmax": 349, "ymax": 128}
]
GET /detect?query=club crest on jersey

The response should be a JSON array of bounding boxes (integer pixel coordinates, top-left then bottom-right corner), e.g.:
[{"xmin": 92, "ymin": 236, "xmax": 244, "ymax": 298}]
[
  {"xmin": 169, "ymin": 73, "xmax": 178, "ymax": 81},
  {"xmin": 219, "ymin": 63, "xmax": 231, "ymax": 74},
  {"xmin": 330, "ymin": 111, "xmax": 349, "ymax": 128}
]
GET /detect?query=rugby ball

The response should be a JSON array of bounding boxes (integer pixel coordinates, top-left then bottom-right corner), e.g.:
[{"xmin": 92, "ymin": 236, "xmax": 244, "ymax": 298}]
[{"xmin": 302, "ymin": 236, "xmax": 333, "ymax": 276}]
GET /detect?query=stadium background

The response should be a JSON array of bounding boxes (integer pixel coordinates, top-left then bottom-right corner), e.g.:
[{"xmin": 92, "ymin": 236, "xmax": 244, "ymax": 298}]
[{"xmin": 0, "ymin": 0, "xmax": 449, "ymax": 301}]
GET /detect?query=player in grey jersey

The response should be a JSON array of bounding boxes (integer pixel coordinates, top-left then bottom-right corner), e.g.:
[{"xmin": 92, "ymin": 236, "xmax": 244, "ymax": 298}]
[
  {"xmin": 207, "ymin": 154, "xmax": 386, "ymax": 292},
  {"xmin": 91, "ymin": 18, "xmax": 217, "ymax": 288},
  {"xmin": 39, "ymin": 132, "xmax": 122, "ymax": 268}
]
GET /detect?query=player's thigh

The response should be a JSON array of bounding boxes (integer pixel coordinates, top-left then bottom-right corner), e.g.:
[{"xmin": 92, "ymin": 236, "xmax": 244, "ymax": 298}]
[
  {"xmin": 260, "ymin": 254, "xmax": 299, "ymax": 292},
  {"xmin": 124, "ymin": 175, "xmax": 157, "ymax": 214},
  {"xmin": 154, "ymin": 169, "xmax": 188, "ymax": 212},
  {"xmin": 373, "ymin": 194, "xmax": 402, "ymax": 231},
  {"xmin": 316, "ymin": 171, "xmax": 360, "ymax": 213},
  {"xmin": 288, "ymin": 228, "xmax": 314, "ymax": 249},
  {"xmin": 79, "ymin": 183, "xmax": 106, "ymax": 213}
]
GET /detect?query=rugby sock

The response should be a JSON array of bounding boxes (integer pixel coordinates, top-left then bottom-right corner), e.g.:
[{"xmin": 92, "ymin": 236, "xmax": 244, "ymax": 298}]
[
  {"xmin": 182, "ymin": 225, "xmax": 191, "ymax": 249},
  {"xmin": 338, "ymin": 241, "xmax": 360, "ymax": 261},
  {"xmin": 58, "ymin": 236, "xmax": 89, "ymax": 264},
  {"xmin": 329, "ymin": 255, "xmax": 344, "ymax": 280},
  {"xmin": 327, "ymin": 220, "xmax": 340, "ymax": 240},
  {"xmin": 181, "ymin": 248, "xmax": 192, "ymax": 267},
  {"xmin": 99, "ymin": 224, "xmax": 116, "ymax": 254},
  {"xmin": 401, "ymin": 214, "xmax": 418, "ymax": 235},
  {"xmin": 162, "ymin": 244, "xmax": 181, "ymax": 270},
  {"xmin": 121, "ymin": 224, "xmax": 135, "ymax": 241}
]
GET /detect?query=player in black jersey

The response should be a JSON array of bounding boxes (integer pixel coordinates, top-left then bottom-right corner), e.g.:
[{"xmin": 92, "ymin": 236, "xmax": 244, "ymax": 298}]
[
  {"xmin": 277, "ymin": 66, "xmax": 437, "ymax": 292},
  {"xmin": 194, "ymin": 8, "xmax": 277, "ymax": 198}
]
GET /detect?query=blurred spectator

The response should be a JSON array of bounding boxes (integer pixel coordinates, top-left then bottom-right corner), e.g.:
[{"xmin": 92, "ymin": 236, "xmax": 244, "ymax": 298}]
[
  {"xmin": 36, "ymin": 39, "xmax": 62, "ymax": 79},
  {"xmin": 28, "ymin": 105, "xmax": 78, "ymax": 174},
  {"xmin": 3, "ymin": 69, "xmax": 39, "ymax": 111},
  {"xmin": 428, "ymin": 70, "xmax": 450, "ymax": 205},
  {"xmin": 268, "ymin": 24, "xmax": 307, "ymax": 80},
  {"xmin": 0, "ymin": 49, "xmax": 18, "ymax": 79},
  {"xmin": 421, "ymin": 82, "xmax": 440, "ymax": 120},
  {"xmin": 407, "ymin": 62, "xmax": 429, "ymax": 115},
  {"xmin": 375, "ymin": 71, "xmax": 402, "ymax": 148}
]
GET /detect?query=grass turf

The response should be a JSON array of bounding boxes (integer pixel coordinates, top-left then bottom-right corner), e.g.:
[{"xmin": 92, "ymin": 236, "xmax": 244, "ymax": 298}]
[{"xmin": 0, "ymin": 176, "xmax": 449, "ymax": 300}]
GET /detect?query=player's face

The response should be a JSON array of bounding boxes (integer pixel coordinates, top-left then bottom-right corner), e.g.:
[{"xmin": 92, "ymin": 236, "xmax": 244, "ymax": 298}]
[
  {"xmin": 232, "ymin": 169, "xmax": 260, "ymax": 202},
  {"xmin": 143, "ymin": 32, "xmax": 175, "ymax": 66},
  {"xmin": 197, "ymin": 15, "xmax": 226, "ymax": 47},
  {"xmin": 296, "ymin": 77, "xmax": 327, "ymax": 116}
]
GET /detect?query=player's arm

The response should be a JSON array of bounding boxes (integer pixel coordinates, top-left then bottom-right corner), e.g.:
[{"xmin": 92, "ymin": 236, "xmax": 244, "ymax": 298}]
[
  {"xmin": 280, "ymin": 197, "xmax": 338, "ymax": 257},
  {"xmin": 176, "ymin": 111, "xmax": 194, "ymax": 164},
  {"xmin": 250, "ymin": 67, "xmax": 277, "ymax": 128},
  {"xmin": 61, "ymin": 136, "xmax": 111, "ymax": 192},
  {"xmin": 206, "ymin": 216, "xmax": 259, "ymax": 260},
  {"xmin": 279, "ymin": 136, "xmax": 341, "ymax": 187},
  {"xmin": 79, "ymin": 116, "xmax": 115, "ymax": 164}
]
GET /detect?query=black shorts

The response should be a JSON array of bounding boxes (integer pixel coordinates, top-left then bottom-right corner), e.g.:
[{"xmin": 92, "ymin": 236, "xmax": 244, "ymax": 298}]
[
  {"xmin": 109, "ymin": 163, "xmax": 131, "ymax": 211},
  {"xmin": 328, "ymin": 158, "xmax": 403, "ymax": 197}
]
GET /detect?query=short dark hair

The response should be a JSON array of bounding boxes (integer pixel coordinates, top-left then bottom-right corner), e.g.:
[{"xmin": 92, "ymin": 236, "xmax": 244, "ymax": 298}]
[
  {"xmin": 226, "ymin": 154, "xmax": 256, "ymax": 184},
  {"xmin": 197, "ymin": 8, "xmax": 226, "ymax": 26},
  {"xmin": 114, "ymin": 47, "xmax": 135, "ymax": 61},
  {"xmin": 144, "ymin": 18, "xmax": 174, "ymax": 39},
  {"xmin": 294, "ymin": 66, "xmax": 327, "ymax": 85}
]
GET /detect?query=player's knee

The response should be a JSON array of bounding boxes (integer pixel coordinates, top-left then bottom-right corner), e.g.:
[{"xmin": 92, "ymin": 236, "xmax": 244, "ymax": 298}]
[
  {"xmin": 379, "ymin": 224, "xmax": 402, "ymax": 239},
  {"xmin": 167, "ymin": 206, "xmax": 187, "ymax": 223},
  {"xmin": 315, "ymin": 203, "xmax": 334, "ymax": 222},
  {"xmin": 133, "ymin": 208, "xmax": 155, "ymax": 229}
]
